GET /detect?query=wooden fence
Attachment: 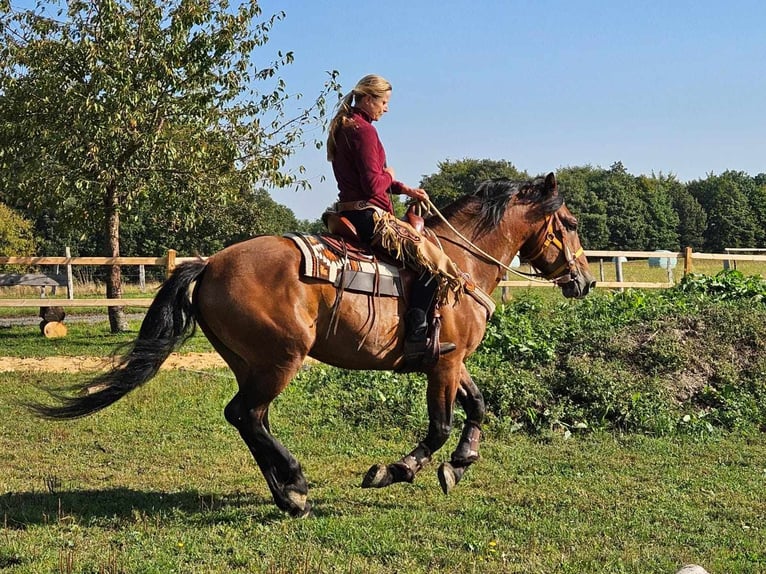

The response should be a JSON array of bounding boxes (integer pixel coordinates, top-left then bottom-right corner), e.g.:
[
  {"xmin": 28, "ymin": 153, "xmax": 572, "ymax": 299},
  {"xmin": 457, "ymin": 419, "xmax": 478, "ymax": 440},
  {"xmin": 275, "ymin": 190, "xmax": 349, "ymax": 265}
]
[
  {"xmin": 2, "ymin": 247, "xmax": 766, "ymax": 308},
  {"xmin": 0, "ymin": 249, "xmax": 199, "ymax": 308}
]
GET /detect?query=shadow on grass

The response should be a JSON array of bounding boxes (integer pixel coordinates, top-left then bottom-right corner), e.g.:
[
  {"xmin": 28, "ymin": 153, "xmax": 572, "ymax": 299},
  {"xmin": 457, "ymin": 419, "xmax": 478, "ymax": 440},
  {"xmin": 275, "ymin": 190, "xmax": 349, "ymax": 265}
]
[{"xmin": 0, "ymin": 487, "xmax": 285, "ymax": 527}]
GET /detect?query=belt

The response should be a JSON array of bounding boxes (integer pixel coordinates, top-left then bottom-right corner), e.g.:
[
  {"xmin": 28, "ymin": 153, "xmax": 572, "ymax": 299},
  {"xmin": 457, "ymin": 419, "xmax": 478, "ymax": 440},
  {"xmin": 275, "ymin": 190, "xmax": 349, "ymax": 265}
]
[{"xmin": 335, "ymin": 200, "xmax": 379, "ymax": 212}]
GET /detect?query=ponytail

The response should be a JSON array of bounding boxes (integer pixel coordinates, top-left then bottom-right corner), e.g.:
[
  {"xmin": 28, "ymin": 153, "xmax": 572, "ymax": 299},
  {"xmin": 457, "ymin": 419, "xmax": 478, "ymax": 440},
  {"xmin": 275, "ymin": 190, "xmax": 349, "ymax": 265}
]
[{"xmin": 326, "ymin": 91, "xmax": 356, "ymax": 162}]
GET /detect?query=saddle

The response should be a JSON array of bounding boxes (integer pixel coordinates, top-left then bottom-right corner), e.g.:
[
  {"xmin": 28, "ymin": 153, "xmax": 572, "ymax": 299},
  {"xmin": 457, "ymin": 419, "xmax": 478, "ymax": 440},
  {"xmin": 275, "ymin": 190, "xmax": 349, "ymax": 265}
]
[{"xmin": 285, "ymin": 231, "xmax": 408, "ymax": 298}]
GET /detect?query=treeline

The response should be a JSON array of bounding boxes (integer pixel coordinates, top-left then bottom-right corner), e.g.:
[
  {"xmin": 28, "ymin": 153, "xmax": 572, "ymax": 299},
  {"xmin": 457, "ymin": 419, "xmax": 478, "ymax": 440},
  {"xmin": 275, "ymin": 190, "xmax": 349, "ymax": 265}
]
[
  {"xmin": 420, "ymin": 159, "xmax": 766, "ymax": 253},
  {"xmin": 2, "ymin": 158, "xmax": 766, "ymax": 258}
]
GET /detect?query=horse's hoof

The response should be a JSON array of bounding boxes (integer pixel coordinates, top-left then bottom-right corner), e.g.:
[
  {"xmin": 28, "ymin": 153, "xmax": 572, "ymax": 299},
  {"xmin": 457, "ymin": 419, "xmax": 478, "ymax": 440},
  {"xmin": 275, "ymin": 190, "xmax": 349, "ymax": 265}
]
[
  {"xmin": 289, "ymin": 500, "xmax": 313, "ymax": 519},
  {"xmin": 437, "ymin": 462, "xmax": 457, "ymax": 495},
  {"xmin": 361, "ymin": 463, "xmax": 392, "ymax": 488},
  {"xmin": 286, "ymin": 489, "xmax": 311, "ymax": 518}
]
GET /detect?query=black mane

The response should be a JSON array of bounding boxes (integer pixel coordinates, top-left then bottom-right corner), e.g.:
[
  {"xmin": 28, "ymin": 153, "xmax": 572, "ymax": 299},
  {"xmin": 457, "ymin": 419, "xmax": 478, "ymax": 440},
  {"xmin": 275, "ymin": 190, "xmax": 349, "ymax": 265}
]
[{"xmin": 431, "ymin": 177, "xmax": 563, "ymax": 237}]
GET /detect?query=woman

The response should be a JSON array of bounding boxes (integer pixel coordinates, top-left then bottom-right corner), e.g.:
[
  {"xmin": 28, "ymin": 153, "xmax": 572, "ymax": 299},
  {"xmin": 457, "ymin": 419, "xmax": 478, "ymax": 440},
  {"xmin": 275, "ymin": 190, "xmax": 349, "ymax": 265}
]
[{"xmin": 326, "ymin": 74, "xmax": 461, "ymax": 367}]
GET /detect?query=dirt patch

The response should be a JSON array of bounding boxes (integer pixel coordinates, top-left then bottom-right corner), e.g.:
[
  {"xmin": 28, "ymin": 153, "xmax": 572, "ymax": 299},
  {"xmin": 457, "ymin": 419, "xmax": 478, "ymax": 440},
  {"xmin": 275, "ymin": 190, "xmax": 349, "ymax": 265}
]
[{"xmin": 0, "ymin": 352, "xmax": 226, "ymax": 373}]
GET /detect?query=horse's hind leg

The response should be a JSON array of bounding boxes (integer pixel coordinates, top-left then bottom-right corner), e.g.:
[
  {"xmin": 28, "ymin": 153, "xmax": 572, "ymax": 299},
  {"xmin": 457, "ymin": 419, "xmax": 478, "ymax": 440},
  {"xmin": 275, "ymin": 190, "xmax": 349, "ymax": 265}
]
[
  {"xmin": 438, "ymin": 365, "xmax": 485, "ymax": 494},
  {"xmin": 224, "ymin": 366, "xmax": 311, "ymax": 518}
]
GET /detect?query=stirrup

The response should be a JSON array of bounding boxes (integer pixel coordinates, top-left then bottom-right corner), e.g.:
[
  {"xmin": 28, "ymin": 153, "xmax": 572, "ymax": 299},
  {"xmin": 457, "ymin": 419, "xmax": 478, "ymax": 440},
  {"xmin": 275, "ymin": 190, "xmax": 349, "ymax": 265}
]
[{"xmin": 399, "ymin": 338, "xmax": 456, "ymax": 373}]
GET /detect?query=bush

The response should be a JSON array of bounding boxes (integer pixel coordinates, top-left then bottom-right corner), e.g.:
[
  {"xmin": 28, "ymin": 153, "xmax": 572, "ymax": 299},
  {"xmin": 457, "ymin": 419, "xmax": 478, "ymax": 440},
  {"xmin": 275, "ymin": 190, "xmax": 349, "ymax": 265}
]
[
  {"xmin": 468, "ymin": 270, "xmax": 766, "ymax": 435},
  {"xmin": 0, "ymin": 202, "xmax": 37, "ymax": 258}
]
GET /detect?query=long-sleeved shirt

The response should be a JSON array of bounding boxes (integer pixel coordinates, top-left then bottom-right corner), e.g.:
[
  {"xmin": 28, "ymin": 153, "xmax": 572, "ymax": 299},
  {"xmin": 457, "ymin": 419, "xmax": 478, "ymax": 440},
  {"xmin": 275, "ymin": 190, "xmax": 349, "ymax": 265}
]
[{"xmin": 331, "ymin": 108, "xmax": 406, "ymax": 213}]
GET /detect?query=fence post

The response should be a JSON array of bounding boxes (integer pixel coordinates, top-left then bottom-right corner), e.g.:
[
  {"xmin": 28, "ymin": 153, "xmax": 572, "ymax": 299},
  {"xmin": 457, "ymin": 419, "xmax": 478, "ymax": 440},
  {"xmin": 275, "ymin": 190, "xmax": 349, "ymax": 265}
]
[
  {"xmin": 615, "ymin": 257, "xmax": 624, "ymax": 289},
  {"xmin": 166, "ymin": 249, "xmax": 177, "ymax": 278},
  {"xmin": 684, "ymin": 247, "xmax": 693, "ymax": 275},
  {"xmin": 139, "ymin": 265, "xmax": 146, "ymax": 292},
  {"xmin": 65, "ymin": 246, "xmax": 74, "ymax": 299}
]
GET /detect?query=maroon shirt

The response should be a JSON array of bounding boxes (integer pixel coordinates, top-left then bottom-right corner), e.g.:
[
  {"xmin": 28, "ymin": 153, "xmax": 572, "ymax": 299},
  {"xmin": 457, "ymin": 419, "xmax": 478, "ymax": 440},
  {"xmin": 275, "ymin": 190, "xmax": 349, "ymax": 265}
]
[{"xmin": 331, "ymin": 108, "xmax": 406, "ymax": 213}]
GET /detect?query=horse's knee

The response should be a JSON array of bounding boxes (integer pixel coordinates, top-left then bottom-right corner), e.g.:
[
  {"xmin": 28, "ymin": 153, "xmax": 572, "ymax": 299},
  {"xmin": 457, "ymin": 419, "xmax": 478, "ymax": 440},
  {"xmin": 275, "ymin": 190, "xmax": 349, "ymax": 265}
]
[{"xmin": 459, "ymin": 381, "xmax": 486, "ymax": 424}]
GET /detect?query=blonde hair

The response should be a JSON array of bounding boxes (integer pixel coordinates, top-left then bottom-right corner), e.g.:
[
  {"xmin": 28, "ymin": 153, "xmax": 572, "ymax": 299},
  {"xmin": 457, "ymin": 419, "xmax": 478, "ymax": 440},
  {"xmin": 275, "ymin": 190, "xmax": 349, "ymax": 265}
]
[{"xmin": 326, "ymin": 74, "xmax": 392, "ymax": 161}]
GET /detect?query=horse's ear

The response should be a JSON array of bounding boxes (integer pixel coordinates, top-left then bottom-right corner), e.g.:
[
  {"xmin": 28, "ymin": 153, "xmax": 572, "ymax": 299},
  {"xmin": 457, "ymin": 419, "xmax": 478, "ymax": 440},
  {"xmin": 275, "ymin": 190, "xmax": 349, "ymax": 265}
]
[{"xmin": 544, "ymin": 172, "xmax": 558, "ymax": 194}]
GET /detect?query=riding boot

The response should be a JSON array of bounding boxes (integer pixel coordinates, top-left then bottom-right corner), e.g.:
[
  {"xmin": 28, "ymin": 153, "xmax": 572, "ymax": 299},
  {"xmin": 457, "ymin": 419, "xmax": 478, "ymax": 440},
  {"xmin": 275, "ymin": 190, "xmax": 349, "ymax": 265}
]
[{"xmin": 402, "ymin": 308, "xmax": 456, "ymax": 365}]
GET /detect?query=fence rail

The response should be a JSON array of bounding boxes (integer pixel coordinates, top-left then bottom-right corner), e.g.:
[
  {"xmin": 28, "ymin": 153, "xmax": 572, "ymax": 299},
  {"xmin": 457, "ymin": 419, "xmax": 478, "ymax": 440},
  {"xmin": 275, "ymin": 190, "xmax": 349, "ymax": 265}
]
[{"xmin": 1, "ymin": 247, "xmax": 764, "ymax": 308}]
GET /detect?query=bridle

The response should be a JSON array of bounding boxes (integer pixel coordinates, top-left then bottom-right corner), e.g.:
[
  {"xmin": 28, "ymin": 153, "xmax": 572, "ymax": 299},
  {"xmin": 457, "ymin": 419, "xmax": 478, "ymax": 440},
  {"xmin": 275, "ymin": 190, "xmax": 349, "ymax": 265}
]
[{"xmin": 517, "ymin": 210, "xmax": 584, "ymax": 285}]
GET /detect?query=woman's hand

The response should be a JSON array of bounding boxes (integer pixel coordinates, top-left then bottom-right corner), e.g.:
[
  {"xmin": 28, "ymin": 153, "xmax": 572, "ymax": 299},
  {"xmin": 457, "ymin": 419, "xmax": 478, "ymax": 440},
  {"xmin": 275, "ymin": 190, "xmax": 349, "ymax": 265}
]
[{"xmin": 404, "ymin": 186, "xmax": 429, "ymax": 203}]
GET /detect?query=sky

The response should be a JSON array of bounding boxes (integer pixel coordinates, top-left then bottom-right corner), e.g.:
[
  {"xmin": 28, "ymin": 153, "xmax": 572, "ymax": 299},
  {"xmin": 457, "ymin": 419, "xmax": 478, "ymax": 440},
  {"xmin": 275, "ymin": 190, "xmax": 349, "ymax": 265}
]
[
  {"xmin": 259, "ymin": 0, "xmax": 766, "ymax": 220},
  {"xmin": 8, "ymin": 1, "xmax": 766, "ymax": 220}
]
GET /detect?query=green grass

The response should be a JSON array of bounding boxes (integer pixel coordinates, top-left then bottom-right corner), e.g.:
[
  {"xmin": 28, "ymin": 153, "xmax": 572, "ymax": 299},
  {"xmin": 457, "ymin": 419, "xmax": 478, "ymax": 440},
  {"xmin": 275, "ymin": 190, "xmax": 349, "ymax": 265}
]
[
  {"xmin": 2, "ymin": 273, "xmax": 766, "ymax": 572},
  {"xmin": 0, "ymin": 320, "xmax": 214, "ymax": 357},
  {"xmin": 1, "ymin": 369, "xmax": 765, "ymax": 573}
]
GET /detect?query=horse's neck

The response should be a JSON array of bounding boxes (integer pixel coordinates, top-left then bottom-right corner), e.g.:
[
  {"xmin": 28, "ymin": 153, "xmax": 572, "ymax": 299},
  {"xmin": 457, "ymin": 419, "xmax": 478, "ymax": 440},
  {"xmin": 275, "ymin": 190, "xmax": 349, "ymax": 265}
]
[{"xmin": 431, "ymin": 217, "xmax": 525, "ymax": 293}]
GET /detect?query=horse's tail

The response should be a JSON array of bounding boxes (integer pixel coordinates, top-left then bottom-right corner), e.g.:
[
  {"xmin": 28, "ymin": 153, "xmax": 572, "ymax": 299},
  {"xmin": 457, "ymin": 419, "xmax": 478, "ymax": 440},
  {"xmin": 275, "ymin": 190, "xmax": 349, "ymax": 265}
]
[{"xmin": 30, "ymin": 260, "xmax": 208, "ymax": 419}]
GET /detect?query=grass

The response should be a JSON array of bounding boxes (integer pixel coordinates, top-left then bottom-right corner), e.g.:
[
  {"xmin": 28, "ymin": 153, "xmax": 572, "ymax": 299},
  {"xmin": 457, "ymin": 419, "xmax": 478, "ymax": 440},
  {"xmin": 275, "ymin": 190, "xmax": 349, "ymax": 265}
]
[
  {"xmin": 2, "ymin": 268, "xmax": 766, "ymax": 572},
  {"xmin": 0, "ymin": 320, "xmax": 214, "ymax": 357},
  {"xmin": 1, "ymin": 365, "xmax": 765, "ymax": 573}
]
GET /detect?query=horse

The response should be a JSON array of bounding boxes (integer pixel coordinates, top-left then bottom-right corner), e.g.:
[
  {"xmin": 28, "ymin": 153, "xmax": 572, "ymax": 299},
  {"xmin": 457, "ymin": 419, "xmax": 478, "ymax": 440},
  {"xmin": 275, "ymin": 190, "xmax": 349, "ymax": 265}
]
[{"xmin": 32, "ymin": 172, "xmax": 596, "ymax": 518}]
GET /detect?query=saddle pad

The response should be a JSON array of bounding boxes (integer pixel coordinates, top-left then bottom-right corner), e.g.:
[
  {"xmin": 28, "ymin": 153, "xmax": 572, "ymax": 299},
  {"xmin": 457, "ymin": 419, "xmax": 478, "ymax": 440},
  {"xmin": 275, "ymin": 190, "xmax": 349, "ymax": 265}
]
[{"xmin": 285, "ymin": 233, "xmax": 402, "ymax": 297}]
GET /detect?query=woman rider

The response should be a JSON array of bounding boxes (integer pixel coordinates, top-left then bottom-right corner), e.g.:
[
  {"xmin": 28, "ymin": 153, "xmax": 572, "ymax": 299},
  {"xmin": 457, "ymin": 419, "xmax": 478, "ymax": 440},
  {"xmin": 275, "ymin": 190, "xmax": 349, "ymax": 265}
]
[{"xmin": 326, "ymin": 74, "xmax": 463, "ymax": 366}]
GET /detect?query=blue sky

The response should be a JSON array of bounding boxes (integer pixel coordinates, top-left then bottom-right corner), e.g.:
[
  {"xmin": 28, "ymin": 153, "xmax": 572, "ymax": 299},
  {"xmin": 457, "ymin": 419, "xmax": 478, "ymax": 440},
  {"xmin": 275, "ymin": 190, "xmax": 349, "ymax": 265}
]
[
  {"xmin": 261, "ymin": 0, "xmax": 766, "ymax": 219},
  {"xmin": 8, "ymin": 1, "xmax": 765, "ymax": 220}
]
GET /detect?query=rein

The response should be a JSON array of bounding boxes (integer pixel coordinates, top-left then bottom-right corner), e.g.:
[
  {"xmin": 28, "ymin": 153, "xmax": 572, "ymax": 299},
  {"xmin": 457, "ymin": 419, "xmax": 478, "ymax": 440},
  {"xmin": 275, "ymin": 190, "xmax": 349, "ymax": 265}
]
[{"xmin": 423, "ymin": 198, "xmax": 579, "ymax": 285}]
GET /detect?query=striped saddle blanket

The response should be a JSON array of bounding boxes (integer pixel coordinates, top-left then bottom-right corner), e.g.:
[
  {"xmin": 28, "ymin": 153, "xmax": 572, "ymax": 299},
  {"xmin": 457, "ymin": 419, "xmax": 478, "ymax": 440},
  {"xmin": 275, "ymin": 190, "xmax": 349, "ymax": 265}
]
[{"xmin": 285, "ymin": 232, "xmax": 404, "ymax": 297}]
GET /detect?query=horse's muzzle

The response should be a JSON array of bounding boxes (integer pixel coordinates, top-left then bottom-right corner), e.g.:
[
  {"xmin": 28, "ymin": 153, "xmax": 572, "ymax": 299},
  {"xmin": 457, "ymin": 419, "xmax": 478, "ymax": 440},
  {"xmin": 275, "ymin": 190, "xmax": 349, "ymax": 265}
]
[{"xmin": 560, "ymin": 274, "xmax": 596, "ymax": 299}]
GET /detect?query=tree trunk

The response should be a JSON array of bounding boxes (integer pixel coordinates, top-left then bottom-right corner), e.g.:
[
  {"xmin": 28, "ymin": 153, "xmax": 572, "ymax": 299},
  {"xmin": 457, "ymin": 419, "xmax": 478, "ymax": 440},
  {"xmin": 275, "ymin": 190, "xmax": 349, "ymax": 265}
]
[{"xmin": 105, "ymin": 185, "xmax": 128, "ymax": 333}]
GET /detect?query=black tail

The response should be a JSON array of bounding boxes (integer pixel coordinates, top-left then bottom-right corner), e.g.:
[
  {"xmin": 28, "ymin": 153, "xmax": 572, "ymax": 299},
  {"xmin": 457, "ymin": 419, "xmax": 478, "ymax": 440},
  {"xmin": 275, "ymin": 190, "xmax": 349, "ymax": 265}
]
[{"xmin": 29, "ymin": 260, "xmax": 208, "ymax": 419}]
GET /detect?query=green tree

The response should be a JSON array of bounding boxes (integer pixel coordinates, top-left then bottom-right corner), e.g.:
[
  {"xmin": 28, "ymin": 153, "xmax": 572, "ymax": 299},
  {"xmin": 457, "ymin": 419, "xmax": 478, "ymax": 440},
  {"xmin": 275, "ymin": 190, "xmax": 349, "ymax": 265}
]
[
  {"xmin": 555, "ymin": 165, "xmax": 609, "ymax": 249},
  {"xmin": 636, "ymin": 174, "xmax": 680, "ymax": 250},
  {"xmin": 419, "ymin": 158, "xmax": 528, "ymax": 208},
  {"xmin": 688, "ymin": 172, "xmax": 760, "ymax": 251},
  {"xmin": 0, "ymin": 202, "xmax": 37, "ymax": 257},
  {"xmin": 590, "ymin": 162, "xmax": 650, "ymax": 250},
  {"xmin": 668, "ymin": 184, "xmax": 706, "ymax": 250},
  {"xmin": 0, "ymin": 0, "xmax": 338, "ymax": 331}
]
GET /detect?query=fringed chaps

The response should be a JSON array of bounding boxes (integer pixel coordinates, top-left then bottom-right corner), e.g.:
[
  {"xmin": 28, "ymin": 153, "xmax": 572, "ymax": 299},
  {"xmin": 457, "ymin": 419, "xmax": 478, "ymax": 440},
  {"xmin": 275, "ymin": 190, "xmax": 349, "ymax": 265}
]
[{"xmin": 371, "ymin": 211, "xmax": 465, "ymax": 307}]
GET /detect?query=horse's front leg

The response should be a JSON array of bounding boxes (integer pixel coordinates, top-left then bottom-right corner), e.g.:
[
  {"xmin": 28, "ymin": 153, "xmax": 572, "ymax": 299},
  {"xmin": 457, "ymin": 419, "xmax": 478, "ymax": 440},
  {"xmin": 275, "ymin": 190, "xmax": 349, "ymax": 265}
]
[
  {"xmin": 362, "ymin": 364, "xmax": 459, "ymax": 489},
  {"xmin": 438, "ymin": 365, "xmax": 485, "ymax": 494}
]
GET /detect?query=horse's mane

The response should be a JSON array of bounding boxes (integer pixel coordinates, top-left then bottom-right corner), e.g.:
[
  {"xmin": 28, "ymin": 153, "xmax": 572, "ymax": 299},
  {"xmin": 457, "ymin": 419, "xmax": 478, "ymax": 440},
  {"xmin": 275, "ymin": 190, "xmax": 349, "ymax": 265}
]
[{"xmin": 429, "ymin": 177, "xmax": 564, "ymax": 238}]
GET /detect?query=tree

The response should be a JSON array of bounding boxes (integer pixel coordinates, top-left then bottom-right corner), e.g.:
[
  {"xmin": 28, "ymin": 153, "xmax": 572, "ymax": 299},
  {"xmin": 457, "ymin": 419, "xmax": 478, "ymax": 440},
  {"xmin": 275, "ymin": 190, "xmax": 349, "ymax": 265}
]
[
  {"xmin": 636, "ymin": 174, "xmax": 680, "ymax": 250},
  {"xmin": 419, "ymin": 158, "xmax": 528, "ymax": 208},
  {"xmin": 688, "ymin": 171, "xmax": 760, "ymax": 251},
  {"xmin": 0, "ymin": 202, "xmax": 37, "ymax": 257},
  {"xmin": 668, "ymin": 184, "xmax": 706, "ymax": 250},
  {"xmin": 590, "ymin": 162, "xmax": 650, "ymax": 250},
  {"xmin": 0, "ymin": 0, "xmax": 338, "ymax": 331},
  {"xmin": 555, "ymin": 165, "xmax": 609, "ymax": 249}
]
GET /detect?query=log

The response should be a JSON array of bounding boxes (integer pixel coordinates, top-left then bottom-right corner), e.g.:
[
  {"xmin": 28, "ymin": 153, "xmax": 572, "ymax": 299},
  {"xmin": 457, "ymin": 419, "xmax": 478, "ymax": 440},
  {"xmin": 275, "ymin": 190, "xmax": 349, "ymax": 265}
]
[{"xmin": 42, "ymin": 321, "xmax": 68, "ymax": 338}]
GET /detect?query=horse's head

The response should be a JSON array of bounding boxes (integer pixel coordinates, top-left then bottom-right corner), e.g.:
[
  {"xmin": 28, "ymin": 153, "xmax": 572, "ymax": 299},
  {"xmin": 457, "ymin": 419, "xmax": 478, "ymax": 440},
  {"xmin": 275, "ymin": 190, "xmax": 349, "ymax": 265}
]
[{"xmin": 517, "ymin": 173, "xmax": 596, "ymax": 298}]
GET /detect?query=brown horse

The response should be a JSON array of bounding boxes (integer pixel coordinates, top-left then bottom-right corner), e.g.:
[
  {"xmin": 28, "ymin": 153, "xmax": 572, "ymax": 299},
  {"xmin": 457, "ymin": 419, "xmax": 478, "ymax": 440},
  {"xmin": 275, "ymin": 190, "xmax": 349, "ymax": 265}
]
[{"xmin": 33, "ymin": 173, "xmax": 595, "ymax": 517}]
